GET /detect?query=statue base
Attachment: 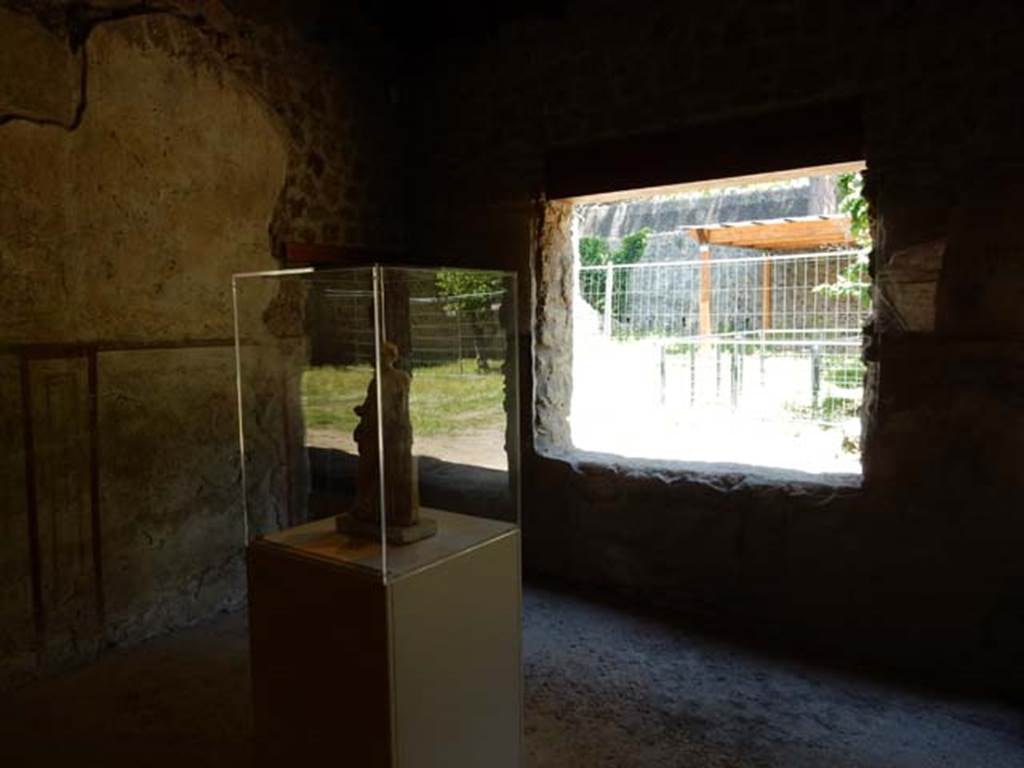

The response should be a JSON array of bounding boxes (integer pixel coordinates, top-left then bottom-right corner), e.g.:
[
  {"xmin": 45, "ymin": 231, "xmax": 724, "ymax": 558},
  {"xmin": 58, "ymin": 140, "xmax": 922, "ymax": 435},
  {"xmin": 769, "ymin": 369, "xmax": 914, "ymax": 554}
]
[{"xmin": 335, "ymin": 512, "xmax": 438, "ymax": 545}]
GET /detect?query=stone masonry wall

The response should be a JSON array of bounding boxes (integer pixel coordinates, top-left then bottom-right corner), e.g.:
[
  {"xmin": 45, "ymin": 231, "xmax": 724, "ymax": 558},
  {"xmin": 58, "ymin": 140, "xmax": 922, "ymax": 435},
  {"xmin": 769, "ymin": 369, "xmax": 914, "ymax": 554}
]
[
  {"xmin": 3, "ymin": 0, "xmax": 1022, "ymax": 699},
  {"xmin": 0, "ymin": 0, "xmax": 406, "ymax": 686},
  {"xmin": 410, "ymin": 0, "xmax": 1024, "ymax": 695}
]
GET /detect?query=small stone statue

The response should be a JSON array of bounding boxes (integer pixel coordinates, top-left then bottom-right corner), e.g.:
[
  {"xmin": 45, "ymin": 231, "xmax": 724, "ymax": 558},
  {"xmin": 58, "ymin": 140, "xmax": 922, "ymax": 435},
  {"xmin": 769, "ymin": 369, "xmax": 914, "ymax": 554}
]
[{"xmin": 338, "ymin": 341, "xmax": 436, "ymax": 544}]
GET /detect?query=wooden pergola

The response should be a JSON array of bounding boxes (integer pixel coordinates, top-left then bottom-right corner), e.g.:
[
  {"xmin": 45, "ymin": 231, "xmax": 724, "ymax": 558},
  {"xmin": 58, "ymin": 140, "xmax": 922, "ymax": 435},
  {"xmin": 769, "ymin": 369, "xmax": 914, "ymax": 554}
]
[
  {"xmin": 686, "ymin": 214, "xmax": 855, "ymax": 251},
  {"xmin": 685, "ymin": 214, "xmax": 856, "ymax": 337}
]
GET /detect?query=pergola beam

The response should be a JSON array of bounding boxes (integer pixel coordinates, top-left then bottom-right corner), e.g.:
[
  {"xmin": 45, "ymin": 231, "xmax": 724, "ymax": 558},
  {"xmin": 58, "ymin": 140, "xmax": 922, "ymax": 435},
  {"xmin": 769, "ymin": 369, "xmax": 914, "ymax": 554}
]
[{"xmin": 686, "ymin": 215, "xmax": 855, "ymax": 251}]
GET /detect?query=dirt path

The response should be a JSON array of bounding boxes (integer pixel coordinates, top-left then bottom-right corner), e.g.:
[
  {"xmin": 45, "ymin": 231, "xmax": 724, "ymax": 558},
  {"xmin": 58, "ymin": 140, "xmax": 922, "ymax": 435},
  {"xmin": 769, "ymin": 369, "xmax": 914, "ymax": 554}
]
[{"xmin": 306, "ymin": 426, "xmax": 509, "ymax": 470}]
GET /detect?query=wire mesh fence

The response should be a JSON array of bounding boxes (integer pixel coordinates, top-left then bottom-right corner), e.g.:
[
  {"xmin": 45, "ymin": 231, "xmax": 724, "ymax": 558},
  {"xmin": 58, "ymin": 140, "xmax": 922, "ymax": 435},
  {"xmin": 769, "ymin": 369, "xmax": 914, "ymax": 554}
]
[
  {"xmin": 307, "ymin": 279, "xmax": 507, "ymax": 372},
  {"xmin": 576, "ymin": 249, "xmax": 870, "ymax": 426}
]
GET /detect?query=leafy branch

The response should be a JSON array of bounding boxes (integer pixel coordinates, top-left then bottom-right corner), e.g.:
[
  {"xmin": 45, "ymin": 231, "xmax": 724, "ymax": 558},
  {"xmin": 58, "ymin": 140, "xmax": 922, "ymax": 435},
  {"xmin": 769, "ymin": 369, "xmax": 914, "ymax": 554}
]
[
  {"xmin": 836, "ymin": 171, "xmax": 870, "ymax": 246},
  {"xmin": 578, "ymin": 228, "xmax": 650, "ymax": 328},
  {"xmin": 813, "ymin": 173, "xmax": 871, "ymax": 308},
  {"xmin": 812, "ymin": 252, "xmax": 871, "ymax": 309},
  {"xmin": 435, "ymin": 270, "xmax": 505, "ymax": 371}
]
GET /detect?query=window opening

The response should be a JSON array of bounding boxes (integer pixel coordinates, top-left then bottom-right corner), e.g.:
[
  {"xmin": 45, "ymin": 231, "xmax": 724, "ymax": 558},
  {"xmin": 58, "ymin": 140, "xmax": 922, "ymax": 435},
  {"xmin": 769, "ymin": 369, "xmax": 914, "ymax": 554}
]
[{"xmin": 570, "ymin": 167, "xmax": 870, "ymax": 473}]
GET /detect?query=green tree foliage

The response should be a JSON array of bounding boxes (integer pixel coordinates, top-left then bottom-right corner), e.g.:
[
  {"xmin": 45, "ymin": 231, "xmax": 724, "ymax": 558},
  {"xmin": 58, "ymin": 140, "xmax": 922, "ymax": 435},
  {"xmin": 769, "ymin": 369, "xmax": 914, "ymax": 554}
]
[
  {"xmin": 435, "ymin": 269, "xmax": 504, "ymax": 315},
  {"xmin": 578, "ymin": 237, "xmax": 611, "ymax": 267},
  {"xmin": 814, "ymin": 173, "xmax": 871, "ymax": 308},
  {"xmin": 813, "ymin": 252, "xmax": 871, "ymax": 309},
  {"xmin": 615, "ymin": 229, "xmax": 650, "ymax": 265},
  {"xmin": 435, "ymin": 269, "xmax": 505, "ymax": 371},
  {"xmin": 578, "ymin": 228, "xmax": 650, "ymax": 331},
  {"xmin": 836, "ymin": 171, "xmax": 870, "ymax": 246}
]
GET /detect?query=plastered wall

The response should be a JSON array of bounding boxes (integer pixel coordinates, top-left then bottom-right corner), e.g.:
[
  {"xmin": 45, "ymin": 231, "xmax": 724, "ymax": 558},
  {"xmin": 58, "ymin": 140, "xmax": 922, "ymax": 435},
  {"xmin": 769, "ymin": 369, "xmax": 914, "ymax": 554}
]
[{"xmin": 0, "ymin": 0, "xmax": 406, "ymax": 685}]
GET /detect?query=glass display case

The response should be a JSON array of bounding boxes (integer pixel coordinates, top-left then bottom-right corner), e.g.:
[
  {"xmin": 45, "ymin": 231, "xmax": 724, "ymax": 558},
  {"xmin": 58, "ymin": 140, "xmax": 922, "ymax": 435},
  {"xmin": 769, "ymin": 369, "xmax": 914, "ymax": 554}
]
[
  {"xmin": 234, "ymin": 265, "xmax": 522, "ymax": 767},
  {"xmin": 233, "ymin": 264, "xmax": 520, "ymax": 579}
]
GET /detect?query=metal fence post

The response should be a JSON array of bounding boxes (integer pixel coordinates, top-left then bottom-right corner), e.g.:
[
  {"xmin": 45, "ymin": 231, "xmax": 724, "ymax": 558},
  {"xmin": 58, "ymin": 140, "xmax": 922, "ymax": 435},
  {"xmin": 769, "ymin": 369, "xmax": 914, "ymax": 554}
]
[
  {"xmin": 811, "ymin": 343, "xmax": 821, "ymax": 412},
  {"xmin": 659, "ymin": 343, "xmax": 667, "ymax": 405},
  {"xmin": 689, "ymin": 344, "xmax": 696, "ymax": 406},
  {"xmin": 715, "ymin": 342, "xmax": 722, "ymax": 398},
  {"xmin": 730, "ymin": 347, "xmax": 739, "ymax": 409},
  {"xmin": 603, "ymin": 263, "xmax": 614, "ymax": 338},
  {"xmin": 456, "ymin": 311, "xmax": 463, "ymax": 373}
]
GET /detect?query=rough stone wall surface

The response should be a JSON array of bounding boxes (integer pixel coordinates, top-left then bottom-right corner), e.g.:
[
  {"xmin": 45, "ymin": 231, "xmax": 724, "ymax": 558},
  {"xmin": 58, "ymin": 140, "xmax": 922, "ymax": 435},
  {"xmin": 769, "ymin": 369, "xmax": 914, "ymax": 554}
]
[
  {"xmin": 0, "ymin": 1, "xmax": 406, "ymax": 685},
  {"xmin": 411, "ymin": 1, "xmax": 1024, "ymax": 695}
]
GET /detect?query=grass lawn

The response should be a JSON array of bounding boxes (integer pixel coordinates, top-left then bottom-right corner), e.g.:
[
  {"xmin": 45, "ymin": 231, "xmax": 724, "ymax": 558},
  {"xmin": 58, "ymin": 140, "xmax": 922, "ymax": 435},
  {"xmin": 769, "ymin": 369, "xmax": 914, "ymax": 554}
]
[{"xmin": 301, "ymin": 360, "xmax": 506, "ymax": 437}]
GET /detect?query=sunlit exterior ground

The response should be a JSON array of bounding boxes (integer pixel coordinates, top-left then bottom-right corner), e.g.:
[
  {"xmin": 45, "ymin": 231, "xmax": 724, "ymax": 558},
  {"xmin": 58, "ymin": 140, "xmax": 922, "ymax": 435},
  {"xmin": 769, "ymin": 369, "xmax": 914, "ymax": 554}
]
[
  {"xmin": 571, "ymin": 339, "xmax": 862, "ymax": 473},
  {"xmin": 571, "ymin": 312, "xmax": 863, "ymax": 474},
  {"xmin": 302, "ymin": 363, "xmax": 509, "ymax": 470}
]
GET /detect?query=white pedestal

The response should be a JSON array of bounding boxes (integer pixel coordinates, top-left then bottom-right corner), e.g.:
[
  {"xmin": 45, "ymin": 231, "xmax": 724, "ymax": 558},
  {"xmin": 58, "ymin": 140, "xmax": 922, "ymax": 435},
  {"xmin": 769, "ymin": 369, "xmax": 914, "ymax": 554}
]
[{"xmin": 248, "ymin": 510, "xmax": 522, "ymax": 768}]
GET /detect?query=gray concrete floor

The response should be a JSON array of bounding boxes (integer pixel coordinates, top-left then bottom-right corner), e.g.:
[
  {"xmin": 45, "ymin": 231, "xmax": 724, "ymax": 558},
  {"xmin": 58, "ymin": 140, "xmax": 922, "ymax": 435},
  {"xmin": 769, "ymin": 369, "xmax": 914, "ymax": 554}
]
[{"xmin": 0, "ymin": 584, "xmax": 1021, "ymax": 767}]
